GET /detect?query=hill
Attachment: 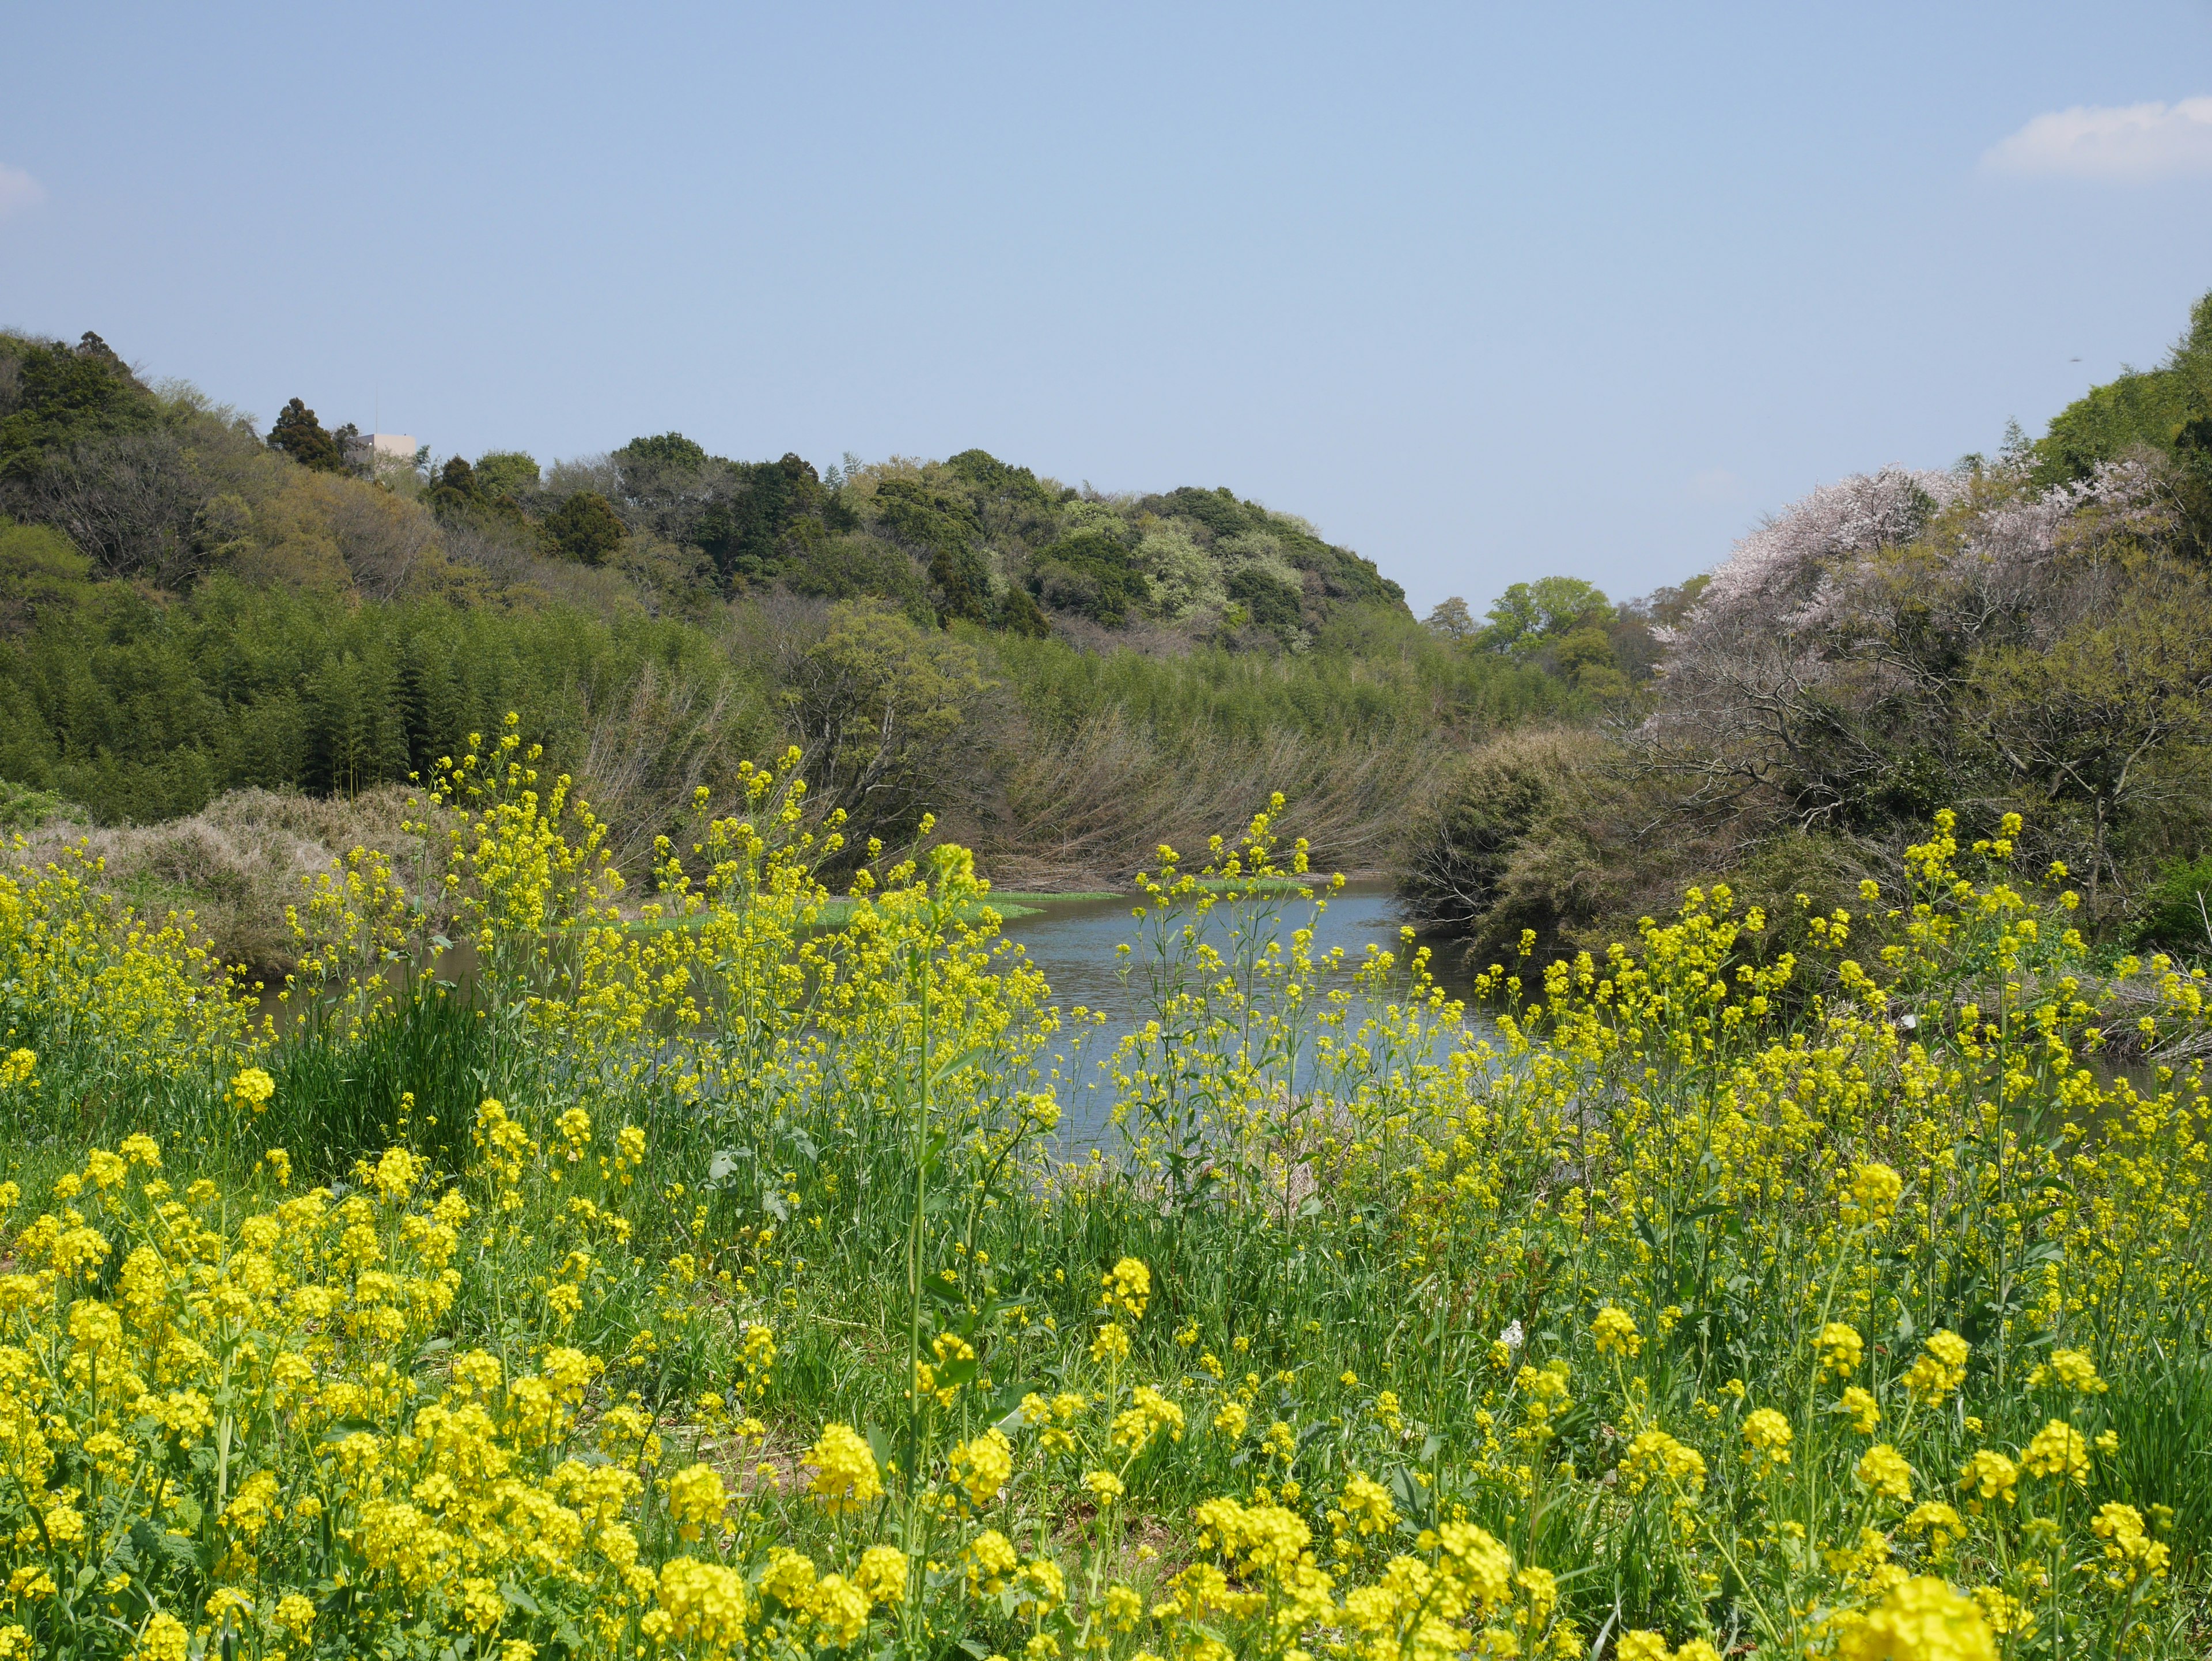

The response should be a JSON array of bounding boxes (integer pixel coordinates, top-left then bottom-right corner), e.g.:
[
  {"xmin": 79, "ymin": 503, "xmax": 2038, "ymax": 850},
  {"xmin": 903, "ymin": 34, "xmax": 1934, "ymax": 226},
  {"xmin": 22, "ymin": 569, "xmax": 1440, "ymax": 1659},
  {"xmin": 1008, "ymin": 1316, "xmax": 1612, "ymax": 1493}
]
[
  {"xmin": 0, "ymin": 330, "xmax": 1607, "ymax": 968},
  {"xmin": 1400, "ymin": 289, "xmax": 2212, "ymax": 970}
]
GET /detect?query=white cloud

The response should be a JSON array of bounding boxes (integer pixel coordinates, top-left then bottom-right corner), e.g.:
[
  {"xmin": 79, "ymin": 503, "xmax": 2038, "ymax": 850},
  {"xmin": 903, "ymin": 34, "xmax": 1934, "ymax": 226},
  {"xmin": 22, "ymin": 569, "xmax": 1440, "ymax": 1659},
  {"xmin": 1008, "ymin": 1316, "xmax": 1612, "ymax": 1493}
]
[
  {"xmin": 0, "ymin": 163, "xmax": 46, "ymax": 218},
  {"xmin": 1983, "ymin": 98, "xmax": 2212, "ymax": 181},
  {"xmin": 1688, "ymin": 467, "xmax": 1747, "ymax": 505}
]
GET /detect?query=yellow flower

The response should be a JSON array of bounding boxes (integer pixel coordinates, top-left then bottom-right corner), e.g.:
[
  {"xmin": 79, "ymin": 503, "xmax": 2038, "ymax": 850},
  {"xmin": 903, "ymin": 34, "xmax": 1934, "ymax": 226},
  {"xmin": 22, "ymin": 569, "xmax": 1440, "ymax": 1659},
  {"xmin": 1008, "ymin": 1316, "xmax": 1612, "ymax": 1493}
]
[
  {"xmin": 1900, "ymin": 1503, "xmax": 1964, "ymax": 1555},
  {"xmin": 807, "ymin": 1422, "xmax": 884, "ymax": 1514},
  {"xmin": 1902, "ymin": 1331, "xmax": 1969, "ymax": 1406},
  {"xmin": 1836, "ymin": 1576, "xmax": 1995, "ymax": 1661},
  {"xmin": 2021, "ymin": 1420, "xmax": 2088, "ymax": 1484},
  {"xmin": 1592, "ymin": 1304, "xmax": 1642, "ymax": 1357},
  {"xmin": 2028, "ymin": 1348, "xmax": 2106, "ymax": 1394},
  {"xmin": 948, "ymin": 1428, "xmax": 1013, "ymax": 1511},
  {"xmin": 1855, "ymin": 1443, "xmax": 1913, "ymax": 1504},
  {"xmin": 1100, "ymin": 1257, "xmax": 1152, "ymax": 1319},
  {"xmin": 1842, "ymin": 1386, "xmax": 1881, "ymax": 1433},
  {"xmin": 2090, "ymin": 1504, "xmax": 2169, "ymax": 1586},
  {"xmin": 654, "ymin": 1557, "xmax": 751, "ymax": 1650},
  {"xmin": 1619, "ymin": 1430, "xmax": 1706, "ymax": 1494},
  {"xmin": 664, "ymin": 1463, "xmax": 728, "ymax": 1542},
  {"xmin": 1815, "ymin": 1322, "xmax": 1864, "ymax": 1378},
  {"xmin": 1084, "ymin": 1469, "xmax": 1126, "ymax": 1504},
  {"xmin": 1742, "ymin": 1408, "xmax": 1793, "ymax": 1467},
  {"xmin": 228, "ymin": 1067, "xmax": 276, "ymax": 1114},
  {"xmin": 129, "ymin": 1614, "xmax": 192, "ymax": 1661},
  {"xmin": 855, "ymin": 1545, "xmax": 909, "ymax": 1606},
  {"xmin": 1103, "ymin": 1583, "xmax": 1143, "ymax": 1631},
  {"xmin": 1338, "ymin": 1471, "xmax": 1397, "ymax": 1536},
  {"xmin": 1957, "ymin": 1450, "xmax": 2018, "ymax": 1508},
  {"xmin": 1969, "ymin": 1587, "xmax": 2033, "ymax": 1637},
  {"xmin": 964, "ymin": 1528, "xmax": 1020, "ymax": 1593},
  {"xmin": 1843, "ymin": 1161, "xmax": 1903, "ymax": 1224},
  {"xmin": 275, "ymin": 1595, "xmax": 316, "ymax": 1641}
]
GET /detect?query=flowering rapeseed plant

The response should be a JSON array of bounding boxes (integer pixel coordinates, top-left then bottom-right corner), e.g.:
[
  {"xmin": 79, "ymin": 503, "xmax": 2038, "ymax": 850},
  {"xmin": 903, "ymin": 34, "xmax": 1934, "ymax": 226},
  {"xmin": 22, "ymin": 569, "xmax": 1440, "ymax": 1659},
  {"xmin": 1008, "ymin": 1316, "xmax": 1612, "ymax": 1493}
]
[{"xmin": 0, "ymin": 732, "xmax": 2205, "ymax": 1657}]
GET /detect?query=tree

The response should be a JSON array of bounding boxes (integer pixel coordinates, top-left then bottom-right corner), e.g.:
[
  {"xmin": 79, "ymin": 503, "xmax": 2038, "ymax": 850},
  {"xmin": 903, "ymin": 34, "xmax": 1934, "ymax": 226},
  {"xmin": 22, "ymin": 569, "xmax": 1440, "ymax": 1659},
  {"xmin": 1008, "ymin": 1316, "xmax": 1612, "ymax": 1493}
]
[
  {"xmin": 0, "ymin": 515, "xmax": 94, "ymax": 634},
  {"xmin": 1226, "ymin": 564, "xmax": 1304, "ymax": 633},
  {"xmin": 780, "ymin": 600, "xmax": 990, "ymax": 842},
  {"xmin": 0, "ymin": 331, "xmax": 159, "ymax": 481},
  {"xmin": 472, "ymin": 451, "xmax": 541, "ymax": 500},
  {"xmin": 2035, "ymin": 290, "xmax": 2212, "ymax": 487},
  {"xmin": 696, "ymin": 453, "xmax": 821, "ymax": 587},
  {"xmin": 543, "ymin": 490, "xmax": 627, "ymax": 566},
  {"xmin": 267, "ymin": 398, "xmax": 344, "ymax": 472},
  {"xmin": 1969, "ymin": 567, "xmax": 2212, "ymax": 923},
  {"xmin": 992, "ymin": 583, "xmax": 1051, "ymax": 638},
  {"xmin": 1028, "ymin": 525, "xmax": 1139, "ymax": 626},
  {"xmin": 425, "ymin": 456, "xmax": 480, "ymax": 517},
  {"xmin": 617, "ymin": 432, "xmax": 709, "ymax": 473},
  {"xmin": 1478, "ymin": 577, "xmax": 1612, "ymax": 654},
  {"xmin": 874, "ymin": 476, "xmax": 991, "ymax": 625},
  {"xmin": 29, "ymin": 429, "xmax": 204, "ymax": 584},
  {"xmin": 1423, "ymin": 596, "xmax": 1476, "ymax": 642}
]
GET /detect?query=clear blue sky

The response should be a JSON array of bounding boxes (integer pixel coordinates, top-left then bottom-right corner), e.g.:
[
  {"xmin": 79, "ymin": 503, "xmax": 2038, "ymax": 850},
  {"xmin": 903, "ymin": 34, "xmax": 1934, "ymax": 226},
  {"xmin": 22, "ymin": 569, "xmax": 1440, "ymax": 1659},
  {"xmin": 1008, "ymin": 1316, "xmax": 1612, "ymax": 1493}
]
[{"xmin": 5, "ymin": 3, "xmax": 2210, "ymax": 614}]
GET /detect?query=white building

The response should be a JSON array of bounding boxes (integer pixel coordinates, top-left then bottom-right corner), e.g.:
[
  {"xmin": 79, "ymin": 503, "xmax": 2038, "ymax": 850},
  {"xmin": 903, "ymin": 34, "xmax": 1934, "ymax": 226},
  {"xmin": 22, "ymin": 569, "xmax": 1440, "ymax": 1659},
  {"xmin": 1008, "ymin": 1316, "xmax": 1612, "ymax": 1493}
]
[{"xmin": 344, "ymin": 431, "xmax": 418, "ymax": 478}]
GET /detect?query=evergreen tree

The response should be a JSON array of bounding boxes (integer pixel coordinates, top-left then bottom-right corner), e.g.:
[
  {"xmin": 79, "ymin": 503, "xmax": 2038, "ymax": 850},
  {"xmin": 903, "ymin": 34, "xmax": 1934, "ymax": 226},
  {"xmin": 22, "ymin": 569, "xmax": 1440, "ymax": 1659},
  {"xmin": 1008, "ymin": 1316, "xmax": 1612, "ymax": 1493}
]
[
  {"xmin": 543, "ymin": 490, "xmax": 627, "ymax": 566},
  {"xmin": 267, "ymin": 398, "xmax": 344, "ymax": 472}
]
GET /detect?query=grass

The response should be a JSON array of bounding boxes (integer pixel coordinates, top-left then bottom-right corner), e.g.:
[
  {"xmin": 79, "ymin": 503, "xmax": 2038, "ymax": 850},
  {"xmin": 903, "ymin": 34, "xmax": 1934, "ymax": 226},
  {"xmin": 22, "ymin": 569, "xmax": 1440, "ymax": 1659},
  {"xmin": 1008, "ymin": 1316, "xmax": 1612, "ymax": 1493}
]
[{"xmin": 0, "ymin": 783, "xmax": 2206, "ymax": 1660}]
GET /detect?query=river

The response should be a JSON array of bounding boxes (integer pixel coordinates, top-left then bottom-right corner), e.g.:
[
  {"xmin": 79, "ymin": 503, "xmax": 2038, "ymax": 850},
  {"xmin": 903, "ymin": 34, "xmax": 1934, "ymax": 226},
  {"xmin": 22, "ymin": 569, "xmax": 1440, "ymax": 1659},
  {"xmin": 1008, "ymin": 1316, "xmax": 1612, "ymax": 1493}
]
[{"xmin": 993, "ymin": 880, "xmax": 1490, "ymax": 1149}]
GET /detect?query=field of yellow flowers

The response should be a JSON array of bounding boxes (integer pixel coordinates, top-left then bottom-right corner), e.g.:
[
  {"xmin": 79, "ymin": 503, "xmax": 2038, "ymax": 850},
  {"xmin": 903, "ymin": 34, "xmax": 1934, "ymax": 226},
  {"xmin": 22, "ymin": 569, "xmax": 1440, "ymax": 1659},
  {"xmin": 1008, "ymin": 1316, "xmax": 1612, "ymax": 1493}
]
[{"xmin": 0, "ymin": 718, "xmax": 2203, "ymax": 1660}]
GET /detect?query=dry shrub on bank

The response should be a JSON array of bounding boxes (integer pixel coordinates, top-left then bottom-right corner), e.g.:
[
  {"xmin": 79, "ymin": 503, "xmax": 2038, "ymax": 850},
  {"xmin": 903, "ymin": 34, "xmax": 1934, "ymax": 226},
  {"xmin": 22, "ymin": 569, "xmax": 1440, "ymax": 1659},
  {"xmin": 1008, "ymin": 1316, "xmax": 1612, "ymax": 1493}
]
[
  {"xmin": 964, "ymin": 710, "xmax": 1449, "ymax": 888},
  {"xmin": 15, "ymin": 786, "xmax": 418, "ymax": 982},
  {"xmin": 1400, "ymin": 724, "xmax": 1889, "ymax": 973}
]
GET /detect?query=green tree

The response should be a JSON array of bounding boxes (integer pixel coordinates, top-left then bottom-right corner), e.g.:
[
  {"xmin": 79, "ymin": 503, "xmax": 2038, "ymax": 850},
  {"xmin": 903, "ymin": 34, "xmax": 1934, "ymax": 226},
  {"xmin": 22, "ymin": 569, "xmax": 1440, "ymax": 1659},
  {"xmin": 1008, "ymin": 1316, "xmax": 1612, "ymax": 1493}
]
[
  {"xmin": 1029, "ymin": 525, "xmax": 1140, "ymax": 626},
  {"xmin": 0, "ymin": 332, "xmax": 160, "ymax": 480},
  {"xmin": 874, "ymin": 477, "xmax": 991, "ymax": 625},
  {"xmin": 472, "ymin": 451, "xmax": 541, "ymax": 500},
  {"xmin": 1970, "ymin": 567, "xmax": 2212, "ymax": 924},
  {"xmin": 2036, "ymin": 291, "xmax": 2212, "ymax": 485},
  {"xmin": 1478, "ymin": 577, "xmax": 1612, "ymax": 654},
  {"xmin": 267, "ymin": 398, "xmax": 344, "ymax": 472},
  {"xmin": 782, "ymin": 600, "xmax": 989, "ymax": 842},
  {"xmin": 0, "ymin": 516, "xmax": 95, "ymax": 635},
  {"xmin": 991, "ymin": 583, "xmax": 1051, "ymax": 638},
  {"xmin": 1423, "ymin": 596, "xmax": 1477, "ymax": 642},
  {"xmin": 425, "ymin": 456, "xmax": 480, "ymax": 517},
  {"xmin": 617, "ymin": 432, "xmax": 709, "ymax": 472},
  {"xmin": 1225, "ymin": 564, "xmax": 1303, "ymax": 633},
  {"xmin": 543, "ymin": 490, "xmax": 627, "ymax": 566}
]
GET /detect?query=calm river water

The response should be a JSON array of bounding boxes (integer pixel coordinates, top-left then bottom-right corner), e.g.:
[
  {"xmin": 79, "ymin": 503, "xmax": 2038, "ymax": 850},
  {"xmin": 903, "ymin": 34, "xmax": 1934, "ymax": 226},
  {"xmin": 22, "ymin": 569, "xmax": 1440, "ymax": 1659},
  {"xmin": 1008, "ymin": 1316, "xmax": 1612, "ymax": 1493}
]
[{"xmin": 993, "ymin": 881, "xmax": 1488, "ymax": 1150}]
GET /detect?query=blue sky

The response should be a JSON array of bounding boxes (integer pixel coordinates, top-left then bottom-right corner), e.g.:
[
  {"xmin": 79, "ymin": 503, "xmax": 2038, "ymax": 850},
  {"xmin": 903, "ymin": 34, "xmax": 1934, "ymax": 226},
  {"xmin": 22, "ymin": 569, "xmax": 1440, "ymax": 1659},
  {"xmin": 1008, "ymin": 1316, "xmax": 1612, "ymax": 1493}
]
[{"xmin": 4, "ymin": 3, "xmax": 2211, "ymax": 614}]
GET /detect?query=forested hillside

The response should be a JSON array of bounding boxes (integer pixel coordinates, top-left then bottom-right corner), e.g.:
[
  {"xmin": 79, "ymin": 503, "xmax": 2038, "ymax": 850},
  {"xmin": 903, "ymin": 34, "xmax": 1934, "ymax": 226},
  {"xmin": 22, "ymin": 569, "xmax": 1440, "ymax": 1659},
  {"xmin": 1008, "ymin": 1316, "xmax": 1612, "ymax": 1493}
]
[
  {"xmin": 12, "ymin": 296, "xmax": 2210, "ymax": 979},
  {"xmin": 1404, "ymin": 290, "xmax": 2212, "ymax": 968},
  {"xmin": 0, "ymin": 328, "xmax": 1615, "ymax": 966}
]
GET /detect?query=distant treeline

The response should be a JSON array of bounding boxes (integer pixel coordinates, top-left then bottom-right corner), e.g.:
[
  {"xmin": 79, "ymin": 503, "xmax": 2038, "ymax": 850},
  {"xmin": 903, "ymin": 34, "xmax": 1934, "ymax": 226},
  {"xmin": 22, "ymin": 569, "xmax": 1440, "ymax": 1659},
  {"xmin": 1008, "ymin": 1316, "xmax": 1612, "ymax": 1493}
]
[{"xmin": 0, "ymin": 330, "xmax": 1631, "ymax": 892}]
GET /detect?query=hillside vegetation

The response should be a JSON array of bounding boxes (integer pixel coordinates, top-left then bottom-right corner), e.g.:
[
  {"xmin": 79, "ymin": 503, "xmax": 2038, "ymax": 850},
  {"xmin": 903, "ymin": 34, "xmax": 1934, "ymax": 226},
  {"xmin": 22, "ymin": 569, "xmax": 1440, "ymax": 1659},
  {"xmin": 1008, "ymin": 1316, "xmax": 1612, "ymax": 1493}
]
[
  {"xmin": 1403, "ymin": 291, "xmax": 2212, "ymax": 973},
  {"xmin": 0, "ymin": 330, "xmax": 1605, "ymax": 966}
]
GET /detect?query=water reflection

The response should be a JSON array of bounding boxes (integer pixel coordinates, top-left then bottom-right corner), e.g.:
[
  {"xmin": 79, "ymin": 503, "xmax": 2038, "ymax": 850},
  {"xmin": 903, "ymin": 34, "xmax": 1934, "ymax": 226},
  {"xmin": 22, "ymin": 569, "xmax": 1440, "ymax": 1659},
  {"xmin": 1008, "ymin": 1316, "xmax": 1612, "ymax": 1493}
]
[{"xmin": 994, "ymin": 881, "xmax": 1490, "ymax": 1151}]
